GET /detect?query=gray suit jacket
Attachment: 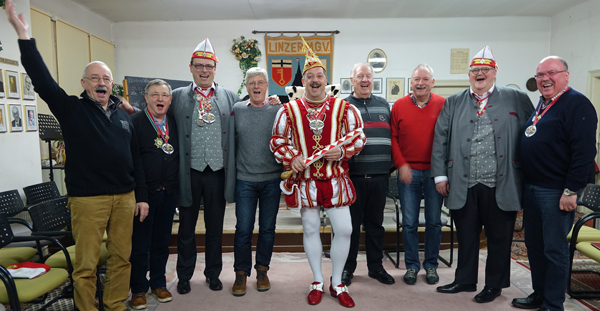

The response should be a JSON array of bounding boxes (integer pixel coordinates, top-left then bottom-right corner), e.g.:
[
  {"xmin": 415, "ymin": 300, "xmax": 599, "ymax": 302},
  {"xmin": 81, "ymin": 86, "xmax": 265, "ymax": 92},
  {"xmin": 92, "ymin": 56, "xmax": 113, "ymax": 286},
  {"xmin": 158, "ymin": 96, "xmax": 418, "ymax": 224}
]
[
  {"xmin": 170, "ymin": 83, "xmax": 239, "ymax": 206},
  {"xmin": 430, "ymin": 85, "xmax": 534, "ymax": 211}
]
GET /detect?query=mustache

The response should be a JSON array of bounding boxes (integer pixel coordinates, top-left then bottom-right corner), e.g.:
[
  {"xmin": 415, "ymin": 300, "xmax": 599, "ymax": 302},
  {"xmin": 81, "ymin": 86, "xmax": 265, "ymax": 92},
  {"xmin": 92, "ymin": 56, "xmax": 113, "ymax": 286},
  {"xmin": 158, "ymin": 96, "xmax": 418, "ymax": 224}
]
[{"xmin": 95, "ymin": 86, "xmax": 108, "ymax": 92}]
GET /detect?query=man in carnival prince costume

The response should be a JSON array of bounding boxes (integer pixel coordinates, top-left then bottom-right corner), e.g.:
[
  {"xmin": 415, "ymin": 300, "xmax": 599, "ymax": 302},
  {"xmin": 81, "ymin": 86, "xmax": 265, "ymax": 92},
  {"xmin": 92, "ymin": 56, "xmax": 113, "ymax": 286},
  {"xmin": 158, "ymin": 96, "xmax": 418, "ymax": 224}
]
[{"xmin": 271, "ymin": 36, "xmax": 366, "ymax": 308}]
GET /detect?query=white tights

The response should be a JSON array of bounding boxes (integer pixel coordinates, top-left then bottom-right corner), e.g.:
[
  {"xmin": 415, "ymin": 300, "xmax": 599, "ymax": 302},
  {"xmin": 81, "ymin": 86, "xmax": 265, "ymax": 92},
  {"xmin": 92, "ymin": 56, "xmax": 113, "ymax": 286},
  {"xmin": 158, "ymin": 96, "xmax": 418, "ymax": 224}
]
[{"xmin": 301, "ymin": 206, "xmax": 352, "ymax": 287}]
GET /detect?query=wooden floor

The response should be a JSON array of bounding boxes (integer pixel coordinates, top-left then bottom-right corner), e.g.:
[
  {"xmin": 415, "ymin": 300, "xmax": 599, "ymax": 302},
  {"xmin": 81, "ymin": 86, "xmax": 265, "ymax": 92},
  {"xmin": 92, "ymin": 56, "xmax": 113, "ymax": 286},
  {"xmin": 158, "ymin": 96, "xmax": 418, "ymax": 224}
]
[{"xmin": 168, "ymin": 196, "xmax": 457, "ymax": 253}]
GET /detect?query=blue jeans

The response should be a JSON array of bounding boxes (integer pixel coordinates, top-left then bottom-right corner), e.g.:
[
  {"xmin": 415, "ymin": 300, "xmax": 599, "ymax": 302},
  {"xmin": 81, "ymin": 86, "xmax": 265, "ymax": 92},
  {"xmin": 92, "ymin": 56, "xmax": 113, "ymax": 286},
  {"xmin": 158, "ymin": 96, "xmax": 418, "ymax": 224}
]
[
  {"xmin": 233, "ymin": 178, "xmax": 281, "ymax": 276},
  {"xmin": 130, "ymin": 189, "xmax": 178, "ymax": 293},
  {"xmin": 523, "ymin": 184, "xmax": 575, "ymax": 311},
  {"xmin": 397, "ymin": 169, "xmax": 443, "ymax": 272}
]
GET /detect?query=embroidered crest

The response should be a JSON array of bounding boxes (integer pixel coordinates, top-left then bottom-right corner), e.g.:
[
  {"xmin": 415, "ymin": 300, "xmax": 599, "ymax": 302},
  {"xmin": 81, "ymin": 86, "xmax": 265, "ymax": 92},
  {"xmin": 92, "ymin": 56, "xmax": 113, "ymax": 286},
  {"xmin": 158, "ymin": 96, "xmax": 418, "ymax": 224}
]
[
  {"xmin": 120, "ymin": 120, "xmax": 130, "ymax": 132},
  {"xmin": 379, "ymin": 115, "xmax": 385, "ymax": 121}
]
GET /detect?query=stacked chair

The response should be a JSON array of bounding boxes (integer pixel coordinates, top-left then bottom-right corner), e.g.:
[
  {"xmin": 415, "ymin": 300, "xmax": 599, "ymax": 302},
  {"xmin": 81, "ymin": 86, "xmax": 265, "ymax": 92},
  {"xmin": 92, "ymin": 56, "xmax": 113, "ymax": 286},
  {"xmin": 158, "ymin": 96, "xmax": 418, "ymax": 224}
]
[
  {"xmin": 384, "ymin": 176, "xmax": 454, "ymax": 268},
  {"xmin": 567, "ymin": 183, "xmax": 600, "ymax": 299},
  {"xmin": 23, "ymin": 181, "xmax": 63, "ymax": 205},
  {"xmin": 0, "ymin": 212, "xmax": 74, "ymax": 311}
]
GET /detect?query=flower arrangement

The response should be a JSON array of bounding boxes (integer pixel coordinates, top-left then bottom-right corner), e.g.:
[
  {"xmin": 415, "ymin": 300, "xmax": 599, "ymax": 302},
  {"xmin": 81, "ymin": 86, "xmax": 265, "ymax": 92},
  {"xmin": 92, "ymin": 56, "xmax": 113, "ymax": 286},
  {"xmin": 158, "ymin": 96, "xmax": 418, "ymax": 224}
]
[{"xmin": 230, "ymin": 36, "xmax": 261, "ymax": 96}]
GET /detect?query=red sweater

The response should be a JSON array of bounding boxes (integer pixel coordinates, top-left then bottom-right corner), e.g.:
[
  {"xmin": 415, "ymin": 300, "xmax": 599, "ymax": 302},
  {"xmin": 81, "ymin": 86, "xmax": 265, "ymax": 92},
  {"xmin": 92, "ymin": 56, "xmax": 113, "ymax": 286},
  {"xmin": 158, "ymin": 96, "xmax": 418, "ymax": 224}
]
[{"xmin": 391, "ymin": 93, "xmax": 445, "ymax": 170}]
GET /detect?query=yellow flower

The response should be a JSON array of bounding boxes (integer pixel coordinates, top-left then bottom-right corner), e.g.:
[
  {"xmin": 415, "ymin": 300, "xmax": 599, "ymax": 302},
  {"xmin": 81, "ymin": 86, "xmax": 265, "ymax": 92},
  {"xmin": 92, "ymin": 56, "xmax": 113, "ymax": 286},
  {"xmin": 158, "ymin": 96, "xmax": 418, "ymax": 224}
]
[{"xmin": 242, "ymin": 52, "xmax": 248, "ymax": 58}]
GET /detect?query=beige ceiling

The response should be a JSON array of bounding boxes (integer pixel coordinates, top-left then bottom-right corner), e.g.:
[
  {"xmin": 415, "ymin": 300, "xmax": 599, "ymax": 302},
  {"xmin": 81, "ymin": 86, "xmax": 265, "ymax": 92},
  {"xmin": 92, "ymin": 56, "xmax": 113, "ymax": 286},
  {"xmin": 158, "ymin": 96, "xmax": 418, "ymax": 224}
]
[{"xmin": 68, "ymin": 0, "xmax": 586, "ymax": 22}]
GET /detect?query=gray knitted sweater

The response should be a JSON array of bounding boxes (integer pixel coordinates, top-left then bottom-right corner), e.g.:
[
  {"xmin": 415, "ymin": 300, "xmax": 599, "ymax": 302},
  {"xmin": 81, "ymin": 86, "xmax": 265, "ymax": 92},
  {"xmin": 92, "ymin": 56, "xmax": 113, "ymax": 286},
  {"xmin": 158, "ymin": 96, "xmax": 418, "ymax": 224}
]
[{"xmin": 233, "ymin": 101, "xmax": 283, "ymax": 182}]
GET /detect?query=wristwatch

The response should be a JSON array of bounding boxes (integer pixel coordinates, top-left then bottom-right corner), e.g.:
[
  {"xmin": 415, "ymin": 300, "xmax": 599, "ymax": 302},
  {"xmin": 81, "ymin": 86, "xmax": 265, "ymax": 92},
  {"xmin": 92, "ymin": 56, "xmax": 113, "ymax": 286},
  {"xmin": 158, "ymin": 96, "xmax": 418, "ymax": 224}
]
[{"xmin": 563, "ymin": 188, "xmax": 577, "ymax": 196}]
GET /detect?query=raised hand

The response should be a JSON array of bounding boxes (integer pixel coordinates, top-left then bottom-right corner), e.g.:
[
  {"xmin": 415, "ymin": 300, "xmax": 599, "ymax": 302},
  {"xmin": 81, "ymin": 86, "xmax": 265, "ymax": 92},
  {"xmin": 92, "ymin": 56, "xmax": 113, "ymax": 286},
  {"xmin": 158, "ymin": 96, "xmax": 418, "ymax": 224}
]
[{"xmin": 5, "ymin": 0, "xmax": 31, "ymax": 40}]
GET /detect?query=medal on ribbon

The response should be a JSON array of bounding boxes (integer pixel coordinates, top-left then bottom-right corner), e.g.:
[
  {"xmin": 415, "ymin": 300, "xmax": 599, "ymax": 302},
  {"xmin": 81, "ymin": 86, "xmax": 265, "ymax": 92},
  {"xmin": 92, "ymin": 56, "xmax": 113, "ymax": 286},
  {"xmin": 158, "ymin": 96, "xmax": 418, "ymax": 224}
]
[
  {"xmin": 525, "ymin": 87, "xmax": 569, "ymax": 138},
  {"xmin": 195, "ymin": 88, "xmax": 216, "ymax": 126},
  {"xmin": 145, "ymin": 108, "xmax": 174, "ymax": 154},
  {"xmin": 301, "ymin": 97, "xmax": 328, "ymax": 136}
]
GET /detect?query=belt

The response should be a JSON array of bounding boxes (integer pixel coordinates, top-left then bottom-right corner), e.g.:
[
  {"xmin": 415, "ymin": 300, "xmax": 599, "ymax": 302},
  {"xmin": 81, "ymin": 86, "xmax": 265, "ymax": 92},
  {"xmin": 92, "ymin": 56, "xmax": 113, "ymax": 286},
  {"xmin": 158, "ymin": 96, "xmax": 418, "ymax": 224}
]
[{"xmin": 350, "ymin": 173, "xmax": 387, "ymax": 179}]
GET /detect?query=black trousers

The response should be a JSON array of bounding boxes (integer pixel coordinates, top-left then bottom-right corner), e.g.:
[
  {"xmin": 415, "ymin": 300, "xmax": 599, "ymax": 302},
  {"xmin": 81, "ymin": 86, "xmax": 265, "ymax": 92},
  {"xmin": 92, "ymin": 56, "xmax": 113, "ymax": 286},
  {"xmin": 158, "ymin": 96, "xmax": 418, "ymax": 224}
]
[
  {"xmin": 451, "ymin": 183, "xmax": 516, "ymax": 288},
  {"xmin": 176, "ymin": 167, "xmax": 226, "ymax": 280},
  {"xmin": 344, "ymin": 175, "xmax": 388, "ymax": 273}
]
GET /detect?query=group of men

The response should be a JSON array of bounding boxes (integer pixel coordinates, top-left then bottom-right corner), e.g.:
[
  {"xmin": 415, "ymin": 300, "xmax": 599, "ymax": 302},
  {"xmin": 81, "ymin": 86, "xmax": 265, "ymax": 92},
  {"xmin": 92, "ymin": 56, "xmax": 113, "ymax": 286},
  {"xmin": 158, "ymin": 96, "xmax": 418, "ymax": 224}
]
[{"xmin": 6, "ymin": 0, "xmax": 598, "ymax": 310}]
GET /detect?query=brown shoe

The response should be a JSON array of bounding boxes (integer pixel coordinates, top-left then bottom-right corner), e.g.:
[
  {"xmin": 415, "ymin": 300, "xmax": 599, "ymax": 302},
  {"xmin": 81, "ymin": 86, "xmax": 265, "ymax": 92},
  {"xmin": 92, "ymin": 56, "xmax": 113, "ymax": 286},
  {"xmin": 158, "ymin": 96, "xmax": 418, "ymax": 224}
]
[
  {"xmin": 232, "ymin": 270, "xmax": 247, "ymax": 296},
  {"xmin": 256, "ymin": 265, "xmax": 271, "ymax": 292},
  {"xmin": 151, "ymin": 287, "xmax": 173, "ymax": 303},
  {"xmin": 130, "ymin": 292, "xmax": 147, "ymax": 310}
]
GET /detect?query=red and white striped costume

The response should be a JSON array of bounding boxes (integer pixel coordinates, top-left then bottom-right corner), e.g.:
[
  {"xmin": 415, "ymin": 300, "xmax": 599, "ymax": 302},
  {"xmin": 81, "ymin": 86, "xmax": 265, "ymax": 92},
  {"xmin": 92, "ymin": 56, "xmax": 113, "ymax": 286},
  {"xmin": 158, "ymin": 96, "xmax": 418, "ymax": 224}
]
[{"xmin": 271, "ymin": 96, "xmax": 366, "ymax": 209}]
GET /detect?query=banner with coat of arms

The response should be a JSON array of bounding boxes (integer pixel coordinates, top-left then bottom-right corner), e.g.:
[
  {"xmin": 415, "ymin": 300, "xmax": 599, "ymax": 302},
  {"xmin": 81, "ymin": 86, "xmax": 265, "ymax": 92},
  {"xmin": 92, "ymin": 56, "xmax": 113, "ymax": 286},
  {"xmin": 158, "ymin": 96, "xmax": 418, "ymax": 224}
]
[{"xmin": 265, "ymin": 35, "xmax": 334, "ymax": 96}]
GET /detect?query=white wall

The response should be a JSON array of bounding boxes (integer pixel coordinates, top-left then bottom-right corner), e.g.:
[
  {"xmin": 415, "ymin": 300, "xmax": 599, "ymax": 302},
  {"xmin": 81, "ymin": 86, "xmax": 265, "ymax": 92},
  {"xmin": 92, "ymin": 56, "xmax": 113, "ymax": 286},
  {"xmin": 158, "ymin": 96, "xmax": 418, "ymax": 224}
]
[
  {"xmin": 550, "ymin": 0, "xmax": 600, "ymax": 94},
  {"xmin": 30, "ymin": 0, "xmax": 113, "ymax": 40},
  {"xmin": 0, "ymin": 0, "xmax": 42, "ymax": 194},
  {"xmin": 113, "ymin": 16, "xmax": 550, "ymax": 103}
]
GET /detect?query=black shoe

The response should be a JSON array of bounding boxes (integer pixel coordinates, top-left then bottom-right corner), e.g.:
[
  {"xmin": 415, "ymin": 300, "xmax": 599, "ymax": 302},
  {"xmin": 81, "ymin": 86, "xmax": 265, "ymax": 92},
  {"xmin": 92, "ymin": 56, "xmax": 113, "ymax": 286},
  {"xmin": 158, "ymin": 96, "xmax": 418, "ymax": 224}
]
[
  {"xmin": 341, "ymin": 270, "xmax": 353, "ymax": 286},
  {"xmin": 474, "ymin": 286, "xmax": 502, "ymax": 303},
  {"xmin": 368, "ymin": 269, "xmax": 395, "ymax": 285},
  {"xmin": 206, "ymin": 277, "xmax": 223, "ymax": 291},
  {"xmin": 177, "ymin": 279, "xmax": 191, "ymax": 295},
  {"xmin": 436, "ymin": 282, "xmax": 477, "ymax": 294},
  {"xmin": 512, "ymin": 292, "xmax": 543, "ymax": 309}
]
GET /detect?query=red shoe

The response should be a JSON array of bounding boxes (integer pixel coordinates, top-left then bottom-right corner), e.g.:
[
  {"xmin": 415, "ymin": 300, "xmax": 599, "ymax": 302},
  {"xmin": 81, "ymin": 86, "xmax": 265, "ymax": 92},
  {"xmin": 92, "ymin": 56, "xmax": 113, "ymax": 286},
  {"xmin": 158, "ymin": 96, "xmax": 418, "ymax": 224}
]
[
  {"xmin": 329, "ymin": 282, "xmax": 355, "ymax": 308},
  {"xmin": 307, "ymin": 282, "xmax": 323, "ymax": 305}
]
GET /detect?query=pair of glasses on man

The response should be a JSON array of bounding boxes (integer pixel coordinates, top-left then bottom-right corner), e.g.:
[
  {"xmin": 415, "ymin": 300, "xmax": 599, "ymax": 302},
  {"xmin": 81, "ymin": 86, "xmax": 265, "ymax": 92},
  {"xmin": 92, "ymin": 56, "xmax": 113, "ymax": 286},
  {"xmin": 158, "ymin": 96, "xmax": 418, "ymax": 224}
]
[
  {"xmin": 85, "ymin": 76, "xmax": 113, "ymax": 83},
  {"xmin": 469, "ymin": 67, "xmax": 494, "ymax": 75},
  {"xmin": 192, "ymin": 64, "xmax": 216, "ymax": 70},
  {"xmin": 247, "ymin": 81, "xmax": 266, "ymax": 87},
  {"xmin": 148, "ymin": 93, "xmax": 171, "ymax": 99},
  {"xmin": 533, "ymin": 70, "xmax": 567, "ymax": 80}
]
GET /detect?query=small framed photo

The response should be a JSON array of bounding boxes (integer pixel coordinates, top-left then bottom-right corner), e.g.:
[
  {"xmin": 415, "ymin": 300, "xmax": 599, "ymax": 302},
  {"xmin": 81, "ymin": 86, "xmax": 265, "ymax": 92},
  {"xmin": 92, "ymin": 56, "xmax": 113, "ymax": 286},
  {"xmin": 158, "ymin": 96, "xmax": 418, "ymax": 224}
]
[
  {"xmin": 21, "ymin": 73, "xmax": 35, "ymax": 100},
  {"xmin": 8, "ymin": 103, "xmax": 23, "ymax": 132},
  {"xmin": 408, "ymin": 78, "xmax": 412, "ymax": 94},
  {"xmin": 372, "ymin": 78, "xmax": 383, "ymax": 94},
  {"xmin": 0, "ymin": 69, "xmax": 5, "ymax": 98},
  {"xmin": 5, "ymin": 70, "xmax": 20, "ymax": 99},
  {"xmin": 386, "ymin": 78, "xmax": 405, "ymax": 103},
  {"xmin": 367, "ymin": 48, "xmax": 387, "ymax": 73},
  {"xmin": 0, "ymin": 104, "xmax": 7, "ymax": 133},
  {"xmin": 24, "ymin": 105, "xmax": 37, "ymax": 131},
  {"xmin": 340, "ymin": 78, "xmax": 352, "ymax": 94}
]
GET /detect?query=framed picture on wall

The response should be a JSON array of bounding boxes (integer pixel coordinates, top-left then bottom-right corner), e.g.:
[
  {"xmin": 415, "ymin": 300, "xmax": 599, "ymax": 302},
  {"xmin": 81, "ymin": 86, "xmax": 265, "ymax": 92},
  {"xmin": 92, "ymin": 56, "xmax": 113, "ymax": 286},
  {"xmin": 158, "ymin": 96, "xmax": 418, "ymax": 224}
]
[
  {"xmin": 0, "ymin": 70, "xmax": 5, "ymax": 98},
  {"xmin": 408, "ymin": 78, "xmax": 412, "ymax": 94},
  {"xmin": 24, "ymin": 105, "xmax": 37, "ymax": 131},
  {"xmin": 5, "ymin": 70, "xmax": 20, "ymax": 99},
  {"xmin": 8, "ymin": 103, "xmax": 23, "ymax": 132},
  {"xmin": 386, "ymin": 78, "xmax": 405, "ymax": 103},
  {"xmin": 21, "ymin": 73, "xmax": 35, "ymax": 100},
  {"xmin": 340, "ymin": 78, "xmax": 352, "ymax": 94},
  {"xmin": 372, "ymin": 78, "xmax": 383, "ymax": 94},
  {"xmin": 0, "ymin": 104, "xmax": 7, "ymax": 133}
]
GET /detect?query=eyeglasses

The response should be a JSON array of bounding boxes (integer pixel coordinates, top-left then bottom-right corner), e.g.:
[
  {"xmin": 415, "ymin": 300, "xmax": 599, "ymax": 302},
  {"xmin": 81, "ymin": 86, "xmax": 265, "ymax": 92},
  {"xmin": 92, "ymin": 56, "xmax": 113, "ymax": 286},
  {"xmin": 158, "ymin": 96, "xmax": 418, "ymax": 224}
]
[
  {"xmin": 247, "ymin": 81, "xmax": 266, "ymax": 87},
  {"xmin": 85, "ymin": 76, "xmax": 113, "ymax": 83},
  {"xmin": 534, "ymin": 70, "xmax": 567, "ymax": 80},
  {"xmin": 469, "ymin": 67, "xmax": 493, "ymax": 75},
  {"xmin": 148, "ymin": 93, "xmax": 171, "ymax": 99},
  {"xmin": 192, "ymin": 64, "xmax": 216, "ymax": 70}
]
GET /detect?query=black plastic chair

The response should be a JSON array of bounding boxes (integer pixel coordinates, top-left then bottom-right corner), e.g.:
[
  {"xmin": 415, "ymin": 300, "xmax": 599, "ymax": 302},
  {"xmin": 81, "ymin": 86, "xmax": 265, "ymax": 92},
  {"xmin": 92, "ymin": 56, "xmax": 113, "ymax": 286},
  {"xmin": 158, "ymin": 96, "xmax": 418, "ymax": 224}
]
[
  {"xmin": 0, "ymin": 212, "xmax": 74, "ymax": 311},
  {"xmin": 384, "ymin": 176, "xmax": 454, "ymax": 268},
  {"xmin": 0, "ymin": 190, "xmax": 26, "ymax": 218},
  {"xmin": 567, "ymin": 183, "xmax": 600, "ymax": 299},
  {"xmin": 0, "ymin": 190, "xmax": 45, "ymax": 257},
  {"xmin": 23, "ymin": 181, "xmax": 62, "ymax": 205}
]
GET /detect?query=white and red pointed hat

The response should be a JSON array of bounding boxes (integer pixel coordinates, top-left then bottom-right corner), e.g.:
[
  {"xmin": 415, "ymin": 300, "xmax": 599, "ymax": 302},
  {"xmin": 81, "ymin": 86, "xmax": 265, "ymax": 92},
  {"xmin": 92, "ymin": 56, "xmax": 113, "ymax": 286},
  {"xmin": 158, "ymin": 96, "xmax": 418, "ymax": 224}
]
[
  {"xmin": 192, "ymin": 38, "xmax": 219, "ymax": 63},
  {"xmin": 470, "ymin": 46, "xmax": 496, "ymax": 68},
  {"xmin": 300, "ymin": 35, "xmax": 325, "ymax": 74}
]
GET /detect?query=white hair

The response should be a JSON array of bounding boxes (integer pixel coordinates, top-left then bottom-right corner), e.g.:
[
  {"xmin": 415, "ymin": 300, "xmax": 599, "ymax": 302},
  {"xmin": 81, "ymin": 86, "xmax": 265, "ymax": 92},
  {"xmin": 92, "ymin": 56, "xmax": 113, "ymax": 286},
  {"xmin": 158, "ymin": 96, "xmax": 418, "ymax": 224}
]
[
  {"xmin": 82, "ymin": 61, "xmax": 112, "ymax": 79},
  {"xmin": 412, "ymin": 64, "xmax": 434, "ymax": 78}
]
